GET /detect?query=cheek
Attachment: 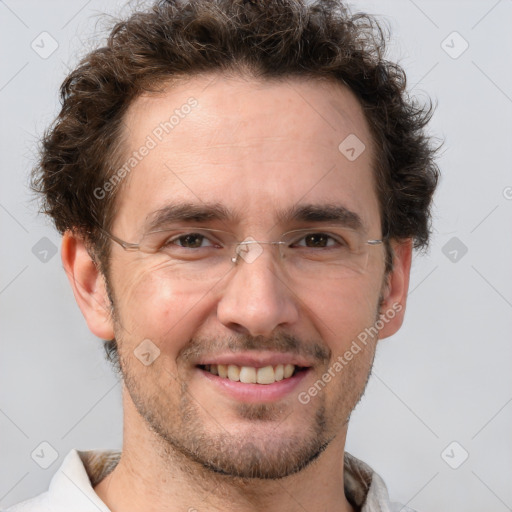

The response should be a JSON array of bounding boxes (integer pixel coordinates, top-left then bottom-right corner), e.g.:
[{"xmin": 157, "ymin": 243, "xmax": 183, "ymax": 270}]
[
  {"xmin": 112, "ymin": 264, "xmax": 214, "ymax": 353},
  {"xmin": 299, "ymin": 278, "xmax": 380, "ymax": 351}
]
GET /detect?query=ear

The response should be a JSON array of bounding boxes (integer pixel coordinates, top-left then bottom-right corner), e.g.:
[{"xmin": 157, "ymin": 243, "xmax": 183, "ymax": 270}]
[
  {"xmin": 377, "ymin": 238, "xmax": 413, "ymax": 340},
  {"xmin": 61, "ymin": 230, "xmax": 115, "ymax": 340}
]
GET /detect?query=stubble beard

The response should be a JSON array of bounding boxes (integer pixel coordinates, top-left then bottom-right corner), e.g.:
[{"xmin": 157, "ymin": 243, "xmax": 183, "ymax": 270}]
[{"xmin": 118, "ymin": 335, "xmax": 376, "ymax": 482}]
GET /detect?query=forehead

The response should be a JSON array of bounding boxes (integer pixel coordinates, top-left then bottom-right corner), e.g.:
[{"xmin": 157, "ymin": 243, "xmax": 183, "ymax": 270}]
[{"xmin": 113, "ymin": 74, "xmax": 379, "ymax": 236}]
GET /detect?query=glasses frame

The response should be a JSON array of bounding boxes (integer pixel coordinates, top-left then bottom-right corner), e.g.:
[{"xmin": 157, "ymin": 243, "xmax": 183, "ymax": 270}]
[{"xmin": 99, "ymin": 226, "xmax": 385, "ymax": 265}]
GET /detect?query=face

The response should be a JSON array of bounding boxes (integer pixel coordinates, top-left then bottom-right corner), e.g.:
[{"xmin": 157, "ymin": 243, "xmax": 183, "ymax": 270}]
[{"xmin": 88, "ymin": 74, "xmax": 406, "ymax": 479}]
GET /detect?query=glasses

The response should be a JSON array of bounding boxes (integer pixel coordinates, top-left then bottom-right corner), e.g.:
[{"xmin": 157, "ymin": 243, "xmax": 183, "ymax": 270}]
[{"xmin": 100, "ymin": 225, "xmax": 384, "ymax": 281}]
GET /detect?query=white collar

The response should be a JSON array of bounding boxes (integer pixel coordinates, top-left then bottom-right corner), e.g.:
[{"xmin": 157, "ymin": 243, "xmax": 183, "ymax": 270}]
[{"xmin": 14, "ymin": 448, "xmax": 412, "ymax": 512}]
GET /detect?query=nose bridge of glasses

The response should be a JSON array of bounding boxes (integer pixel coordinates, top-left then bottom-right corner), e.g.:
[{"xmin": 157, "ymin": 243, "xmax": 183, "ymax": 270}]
[{"xmin": 231, "ymin": 239, "xmax": 286, "ymax": 265}]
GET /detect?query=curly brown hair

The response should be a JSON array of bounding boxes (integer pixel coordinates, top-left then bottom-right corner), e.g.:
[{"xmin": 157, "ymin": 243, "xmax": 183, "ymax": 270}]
[{"xmin": 32, "ymin": 0, "xmax": 439, "ymax": 370}]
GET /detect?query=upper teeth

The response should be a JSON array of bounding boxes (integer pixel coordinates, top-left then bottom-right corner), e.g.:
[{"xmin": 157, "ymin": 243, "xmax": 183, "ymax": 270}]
[{"xmin": 204, "ymin": 363, "xmax": 296, "ymax": 384}]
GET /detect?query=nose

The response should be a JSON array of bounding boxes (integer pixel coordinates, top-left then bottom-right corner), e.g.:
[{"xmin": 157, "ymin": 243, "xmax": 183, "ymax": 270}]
[{"xmin": 216, "ymin": 248, "xmax": 300, "ymax": 337}]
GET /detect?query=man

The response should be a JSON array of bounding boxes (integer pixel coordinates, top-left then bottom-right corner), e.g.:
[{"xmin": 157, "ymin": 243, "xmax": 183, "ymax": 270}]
[{"xmin": 7, "ymin": 0, "xmax": 439, "ymax": 510}]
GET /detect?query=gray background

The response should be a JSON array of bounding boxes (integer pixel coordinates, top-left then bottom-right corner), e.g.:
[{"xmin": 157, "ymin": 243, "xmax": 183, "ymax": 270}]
[{"xmin": 1, "ymin": 0, "xmax": 511, "ymax": 510}]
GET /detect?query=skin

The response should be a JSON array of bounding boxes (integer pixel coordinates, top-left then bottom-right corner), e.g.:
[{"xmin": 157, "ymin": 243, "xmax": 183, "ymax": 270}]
[{"xmin": 62, "ymin": 74, "xmax": 412, "ymax": 512}]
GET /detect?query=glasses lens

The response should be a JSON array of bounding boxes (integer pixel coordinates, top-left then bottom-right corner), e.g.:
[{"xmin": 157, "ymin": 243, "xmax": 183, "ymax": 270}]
[
  {"xmin": 140, "ymin": 227, "xmax": 236, "ymax": 281},
  {"xmin": 279, "ymin": 227, "xmax": 372, "ymax": 279}
]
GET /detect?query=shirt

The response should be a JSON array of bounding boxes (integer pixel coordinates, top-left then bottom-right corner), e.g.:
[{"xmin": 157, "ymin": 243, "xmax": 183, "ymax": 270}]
[{"xmin": 3, "ymin": 449, "xmax": 416, "ymax": 512}]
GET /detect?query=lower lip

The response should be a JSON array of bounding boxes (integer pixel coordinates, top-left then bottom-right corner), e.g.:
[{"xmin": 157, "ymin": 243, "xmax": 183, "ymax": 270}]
[{"xmin": 197, "ymin": 367, "xmax": 311, "ymax": 403}]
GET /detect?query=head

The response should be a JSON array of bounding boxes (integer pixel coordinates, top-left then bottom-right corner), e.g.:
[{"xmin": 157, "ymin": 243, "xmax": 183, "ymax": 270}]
[{"xmin": 36, "ymin": 0, "xmax": 439, "ymax": 480}]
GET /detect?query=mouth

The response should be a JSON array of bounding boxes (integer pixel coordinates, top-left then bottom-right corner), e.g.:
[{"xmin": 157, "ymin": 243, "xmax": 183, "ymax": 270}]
[
  {"xmin": 197, "ymin": 363, "xmax": 309, "ymax": 384},
  {"xmin": 195, "ymin": 359, "xmax": 312, "ymax": 403}
]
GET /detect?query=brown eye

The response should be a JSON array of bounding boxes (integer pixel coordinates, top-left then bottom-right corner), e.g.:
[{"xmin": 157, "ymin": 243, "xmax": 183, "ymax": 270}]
[
  {"xmin": 164, "ymin": 233, "xmax": 216, "ymax": 249},
  {"xmin": 175, "ymin": 234, "xmax": 206, "ymax": 248},
  {"xmin": 294, "ymin": 233, "xmax": 339, "ymax": 248},
  {"xmin": 303, "ymin": 233, "xmax": 331, "ymax": 248}
]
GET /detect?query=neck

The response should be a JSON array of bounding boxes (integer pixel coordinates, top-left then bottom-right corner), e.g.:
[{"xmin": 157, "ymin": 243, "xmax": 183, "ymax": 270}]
[{"xmin": 94, "ymin": 389, "xmax": 356, "ymax": 512}]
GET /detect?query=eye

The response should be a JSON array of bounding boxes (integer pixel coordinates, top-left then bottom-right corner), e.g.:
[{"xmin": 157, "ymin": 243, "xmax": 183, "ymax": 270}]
[
  {"xmin": 166, "ymin": 232, "xmax": 218, "ymax": 249},
  {"xmin": 292, "ymin": 232, "xmax": 343, "ymax": 249}
]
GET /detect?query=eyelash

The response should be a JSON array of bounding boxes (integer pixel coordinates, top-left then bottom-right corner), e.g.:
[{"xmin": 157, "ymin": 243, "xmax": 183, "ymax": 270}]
[{"xmin": 165, "ymin": 232, "xmax": 345, "ymax": 249}]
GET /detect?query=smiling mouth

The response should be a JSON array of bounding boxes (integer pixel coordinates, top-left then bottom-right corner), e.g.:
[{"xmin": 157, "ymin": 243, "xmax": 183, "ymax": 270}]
[{"xmin": 197, "ymin": 364, "xmax": 308, "ymax": 384}]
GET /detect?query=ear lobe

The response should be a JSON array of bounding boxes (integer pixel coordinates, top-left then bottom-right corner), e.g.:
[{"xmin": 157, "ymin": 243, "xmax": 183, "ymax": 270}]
[
  {"xmin": 61, "ymin": 231, "xmax": 115, "ymax": 340},
  {"xmin": 377, "ymin": 238, "xmax": 413, "ymax": 340}
]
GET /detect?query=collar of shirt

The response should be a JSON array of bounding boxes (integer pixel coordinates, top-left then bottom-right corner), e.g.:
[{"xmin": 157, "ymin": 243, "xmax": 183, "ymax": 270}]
[{"xmin": 5, "ymin": 449, "xmax": 415, "ymax": 512}]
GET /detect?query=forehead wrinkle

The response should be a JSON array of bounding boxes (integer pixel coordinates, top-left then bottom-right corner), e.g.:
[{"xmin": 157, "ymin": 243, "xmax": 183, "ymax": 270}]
[{"xmin": 202, "ymin": 135, "xmax": 291, "ymax": 150}]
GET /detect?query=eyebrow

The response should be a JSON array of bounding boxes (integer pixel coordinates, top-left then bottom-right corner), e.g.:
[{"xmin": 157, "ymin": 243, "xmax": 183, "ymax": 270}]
[
  {"xmin": 277, "ymin": 203, "xmax": 364, "ymax": 231},
  {"xmin": 145, "ymin": 202, "xmax": 232, "ymax": 232},
  {"xmin": 144, "ymin": 202, "xmax": 364, "ymax": 232}
]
